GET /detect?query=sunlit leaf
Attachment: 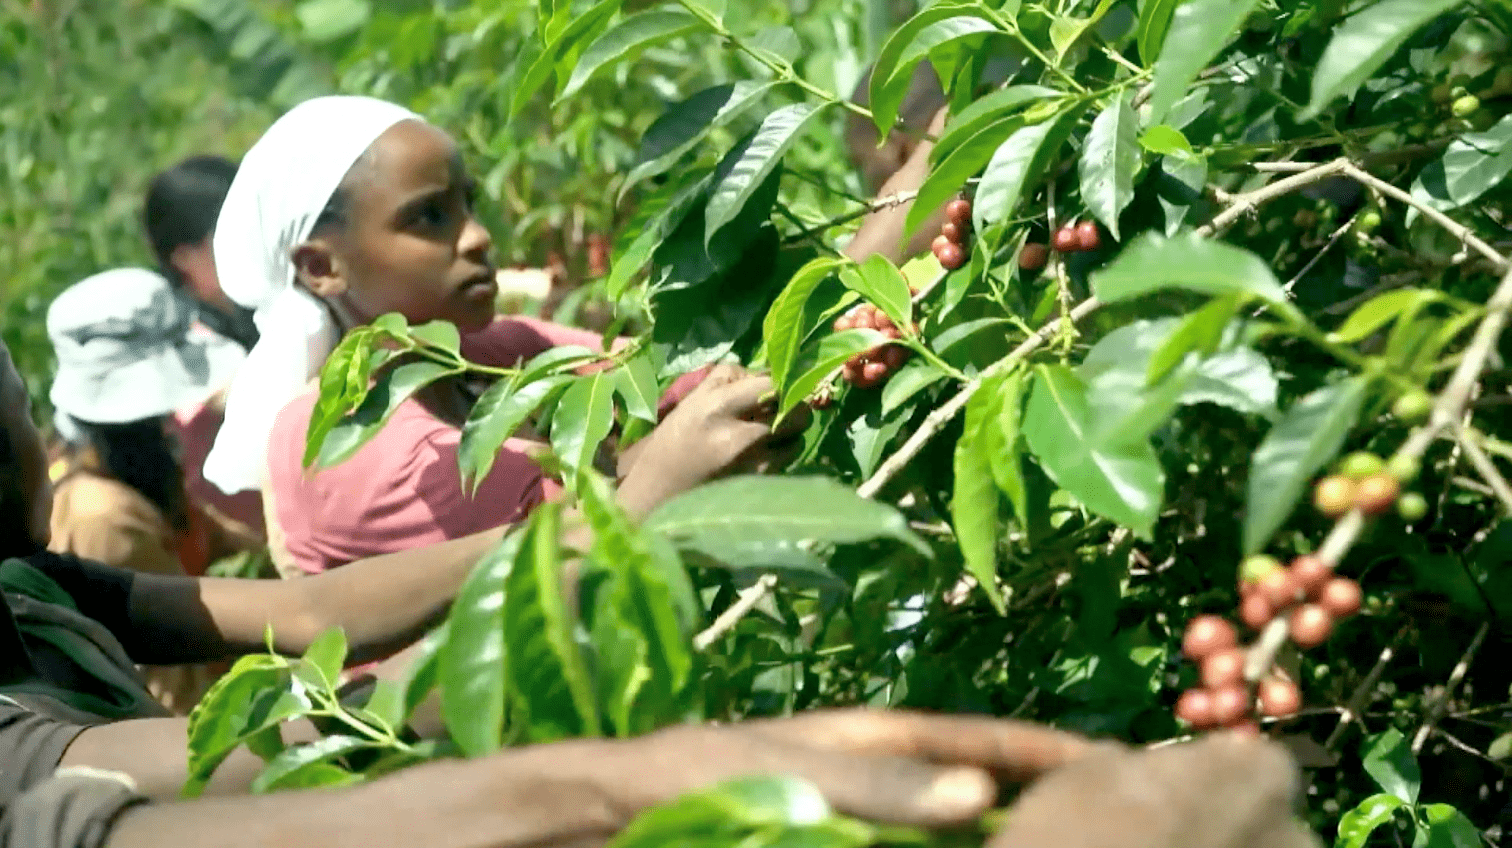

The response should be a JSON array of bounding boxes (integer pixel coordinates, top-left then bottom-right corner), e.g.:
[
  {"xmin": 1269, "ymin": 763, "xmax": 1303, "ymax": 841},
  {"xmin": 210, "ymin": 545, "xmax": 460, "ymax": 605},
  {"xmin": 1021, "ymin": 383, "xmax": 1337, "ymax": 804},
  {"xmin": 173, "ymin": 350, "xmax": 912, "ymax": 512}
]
[{"xmin": 1303, "ymin": 0, "xmax": 1467, "ymax": 119}]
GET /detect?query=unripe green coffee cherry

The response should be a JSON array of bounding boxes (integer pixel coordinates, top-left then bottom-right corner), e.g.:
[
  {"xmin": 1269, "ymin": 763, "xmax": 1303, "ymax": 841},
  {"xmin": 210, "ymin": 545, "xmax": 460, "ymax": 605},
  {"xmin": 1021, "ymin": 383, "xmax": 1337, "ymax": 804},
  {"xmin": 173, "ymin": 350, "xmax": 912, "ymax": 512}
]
[
  {"xmin": 1397, "ymin": 492, "xmax": 1428, "ymax": 522},
  {"xmin": 1339, "ymin": 451, "xmax": 1385, "ymax": 479},
  {"xmin": 1392, "ymin": 390, "xmax": 1432, "ymax": 423},
  {"xmin": 1452, "ymin": 94, "xmax": 1481, "ymax": 118},
  {"xmin": 1386, "ymin": 454, "xmax": 1420, "ymax": 484},
  {"xmin": 1356, "ymin": 210, "xmax": 1381, "ymax": 233}
]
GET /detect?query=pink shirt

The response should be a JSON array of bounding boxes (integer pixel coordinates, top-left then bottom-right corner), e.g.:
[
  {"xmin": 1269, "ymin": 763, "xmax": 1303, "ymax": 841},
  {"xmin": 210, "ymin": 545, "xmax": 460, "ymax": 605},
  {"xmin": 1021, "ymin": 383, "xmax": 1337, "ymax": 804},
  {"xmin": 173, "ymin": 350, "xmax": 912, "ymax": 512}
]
[
  {"xmin": 266, "ymin": 316, "xmax": 708, "ymax": 576},
  {"xmin": 172, "ymin": 401, "xmax": 267, "ymax": 537}
]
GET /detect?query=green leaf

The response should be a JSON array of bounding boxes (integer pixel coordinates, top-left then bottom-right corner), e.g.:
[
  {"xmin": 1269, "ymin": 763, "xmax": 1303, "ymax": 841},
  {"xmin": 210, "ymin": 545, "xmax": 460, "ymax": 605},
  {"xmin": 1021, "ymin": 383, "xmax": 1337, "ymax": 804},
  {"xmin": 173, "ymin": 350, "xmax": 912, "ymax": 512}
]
[
  {"xmin": 778, "ymin": 328, "xmax": 886, "ymax": 417},
  {"xmin": 1154, "ymin": 153, "xmax": 1208, "ymax": 236},
  {"xmin": 314, "ymin": 360, "xmax": 459, "ymax": 468},
  {"xmin": 1147, "ymin": 0, "xmax": 1263, "ymax": 124},
  {"xmin": 408, "ymin": 320, "xmax": 460, "ymax": 354},
  {"xmin": 510, "ymin": 0, "xmax": 619, "ymax": 117},
  {"xmin": 504, "ymin": 503, "xmax": 601, "ymax": 741},
  {"xmin": 889, "ymin": 15, "xmax": 998, "ymax": 89},
  {"xmin": 579, "ymin": 474, "xmax": 696, "ymax": 735},
  {"xmin": 1079, "ymin": 97, "xmax": 1140, "ymax": 240},
  {"xmin": 1146, "ymin": 295, "xmax": 1241, "ymax": 384},
  {"xmin": 609, "ymin": 775, "xmax": 871, "ymax": 848},
  {"xmin": 1023, "ymin": 365, "xmax": 1165, "ymax": 538},
  {"xmin": 1242, "ymin": 377, "xmax": 1368, "ymax": 554},
  {"xmin": 932, "ymin": 86, "xmax": 1061, "ymax": 165},
  {"xmin": 1411, "ymin": 113, "xmax": 1512, "ymax": 212},
  {"xmin": 645, "ymin": 476, "xmax": 929, "ymax": 571},
  {"xmin": 549, "ymin": 372, "xmax": 617, "ymax": 489},
  {"xmin": 991, "ymin": 368, "xmax": 1031, "ymax": 530},
  {"xmin": 911, "ymin": 116, "xmax": 1024, "ymax": 237},
  {"xmin": 251, "ymin": 735, "xmax": 370, "ymax": 794},
  {"xmin": 868, "ymin": 2, "xmax": 986, "ymax": 134},
  {"xmin": 1138, "ymin": 124, "xmax": 1192, "ymax": 157},
  {"xmin": 615, "ymin": 355, "xmax": 660, "ymax": 423},
  {"xmin": 299, "ymin": 627, "xmax": 347, "ymax": 687},
  {"xmin": 296, "ymin": 0, "xmax": 370, "ymax": 42},
  {"xmin": 561, "ymin": 10, "xmax": 702, "ymax": 100},
  {"xmin": 1335, "ymin": 794, "xmax": 1407, "ymax": 848},
  {"xmin": 704, "ymin": 103, "xmax": 824, "ymax": 242},
  {"xmin": 184, "ymin": 655, "xmax": 307, "ymax": 797},
  {"xmin": 1091, "ymin": 231, "xmax": 1289, "ymax": 308},
  {"xmin": 1362, "ymin": 728, "xmax": 1420, "ymax": 804},
  {"xmin": 1303, "ymin": 0, "xmax": 1467, "ymax": 120},
  {"xmin": 763, "ymin": 257, "xmax": 847, "ymax": 390},
  {"xmin": 1135, "ymin": 0, "xmax": 1178, "ymax": 66},
  {"xmin": 303, "ymin": 328, "xmax": 379, "ymax": 467},
  {"xmin": 459, "ymin": 375, "xmax": 572, "ymax": 495},
  {"xmin": 1330, "ymin": 288, "xmax": 1444, "ymax": 344},
  {"xmin": 971, "ymin": 116, "xmax": 1059, "ymax": 232},
  {"xmin": 625, "ymin": 82, "xmax": 773, "ymax": 191},
  {"xmin": 439, "ymin": 533, "xmax": 522, "ymax": 757},
  {"xmin": 954, "ymin": 374, "xmax": 1009, "ymax": 613},
  {"xmin": 881, "ymin": 360, "xmax": 948, "ymax": 416},
  {"xmin": 521, "ymin": 345, "xmax": 603, "ymax": 383},
  {"xmin": 839, "ymin": 255, "xmax": 912, "ymax": 331},
  {"xmin": 1414, "ymin": 805, "xmax": 1481, "ymax": 848}
]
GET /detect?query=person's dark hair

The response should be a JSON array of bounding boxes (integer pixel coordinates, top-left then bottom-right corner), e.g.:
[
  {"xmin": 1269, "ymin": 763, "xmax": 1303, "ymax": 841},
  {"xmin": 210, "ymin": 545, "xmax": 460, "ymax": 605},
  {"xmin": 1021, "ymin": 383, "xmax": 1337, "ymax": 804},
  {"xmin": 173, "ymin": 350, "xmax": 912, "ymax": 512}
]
[
  {"xmin": 144, "ymin": 155, "xmax": 239, "ymax": 273},
  {"xmin": 73, "ymin": 418, "xmax": 189, "ymax": 533},
  {"xmin": 0, "ymin": 425, "xmax": 35, "ymax": 559}
]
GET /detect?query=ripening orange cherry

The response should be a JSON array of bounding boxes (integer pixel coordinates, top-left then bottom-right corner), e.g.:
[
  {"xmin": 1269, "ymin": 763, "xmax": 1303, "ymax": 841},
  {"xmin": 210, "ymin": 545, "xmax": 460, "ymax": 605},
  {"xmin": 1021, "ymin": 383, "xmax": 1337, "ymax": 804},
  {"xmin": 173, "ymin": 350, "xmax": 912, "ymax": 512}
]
[
  {"xmin": 1354, "ymin": 473, "xmax": 1402, "ymax": 516},
  {"xmin": 1318, "ymin": 578, "xmax": 1362, "ymax": 619},
  {"xmin": 1239, "ymin": 592, "xmax": 1274, "ymax": 630},
  {"xmin": 1175, "ymin": 688, "xmax": 1217, "ymax": 729},
  {"xmin": 1313, "ymin": 475, "xmax": 1356, "ymax": 518},
  {"xmin": 1289, "ymin": 555, "xmax": 1332, "ymax": 598},
  {"xmin": 1200, "ymin": 647, "xmax": 1246, "ymax": 689},
  {"xmin": 1288, "ymin": 604, "xmax": 1334, "ymax": 649},
  {"xmin": 1182, "ymin": 615, "xmax": 1237, "ymax": 660},
  {"xmin": 1209, "ymin": 685, "xmax": 1250, "ymax": 726},
  {"xmin": 1052, "ymin": 226, "xmax": 1080, "ymax": 253},
  {"xmin": 1257, "ymin": 677, "xmax": 1301, "ymax": 718}
]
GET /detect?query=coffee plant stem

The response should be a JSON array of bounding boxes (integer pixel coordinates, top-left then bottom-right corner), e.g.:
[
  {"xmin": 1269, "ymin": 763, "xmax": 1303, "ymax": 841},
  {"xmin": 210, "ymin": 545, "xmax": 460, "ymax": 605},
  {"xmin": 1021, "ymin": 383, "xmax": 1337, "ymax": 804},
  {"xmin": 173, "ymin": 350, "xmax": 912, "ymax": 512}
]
[
  {"xmin": 1323, "ymin": 640, "xmax": 1400, "ymax": 751},
  {"xmin": 1247, "ymin": 263, "xmax": 1512, "ymax": 683},
  {"xmin": 671, "ymin": 0, "xmax": 878, "ymax": 124},
  {"xmin": 1411, "ymin": 622, "xmax": 1490, "ymax": 754},
  {"xmin": 1452, "ymin": 429, "xmax": 1512, "ymax": 514},
  {"xmin": 693, "ymin": 573, "xmax": 779, "ymax": 649},
  {"xmin": 975, "ymin": 3, "xmax": 1088, "ymax": 93},
  {"xmin": 1337, "ymin": 162, "xmax": 1510, "ymax": 273}
]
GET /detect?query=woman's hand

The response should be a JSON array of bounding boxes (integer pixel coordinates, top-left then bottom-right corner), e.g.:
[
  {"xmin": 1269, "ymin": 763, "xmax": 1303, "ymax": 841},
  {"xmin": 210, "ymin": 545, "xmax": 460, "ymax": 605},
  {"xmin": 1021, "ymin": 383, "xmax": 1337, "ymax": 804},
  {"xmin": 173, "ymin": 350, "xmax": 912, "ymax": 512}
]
[{"xmin": 614, "ymin": 364, "xmax": 809, "ymax": 519}]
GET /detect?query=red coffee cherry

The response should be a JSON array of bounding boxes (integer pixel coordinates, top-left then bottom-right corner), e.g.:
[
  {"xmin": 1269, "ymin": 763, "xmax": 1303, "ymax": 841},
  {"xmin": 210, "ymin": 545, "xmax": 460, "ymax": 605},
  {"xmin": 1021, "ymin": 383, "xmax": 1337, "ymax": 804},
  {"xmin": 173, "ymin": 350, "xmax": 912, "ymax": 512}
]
[
  {"xmin": 1239, "ymin": 592, "xmax": 1274, "ymax": 630},
  {"xmin": 1257, "ymin": 568, "xmax": 1300, "ymax": 611},
  {"xmin": 1209, "ymin": 685, "xmax": 1250, "ymax": 726},
  {"xmin": 1052, "ymin": 226, "xmax": 1080, "ymax": 253},
  {"xmin": 861, "ymin": 361, "xmax": 888, "ymax": 385},
  {"xmin": 1182, "ymin": 615, "xmax": 1237, "ymax": 661},
  {"xmin": 935, "ymin": 241, "xmax": 966, "ymax": 270},
  {"xmin": 1200, "ymin": 647, "xmax": 1246, "ymax": 689},
  {"xmin": 1289, "ymin": 555, "xmax": 1332, "ymax": 599},
  {"xmin": 945, "ymin": 198, "xmax": 972, "ymax": 225},
  {"xmin": 1354, "ymin": 473, "xmax": 1401, "ymax": 516},
  {"xmin": 1019, "ymin": 242, "xmax": 1049, "ymax": 271},
  {"xmin": 1176, "ymin": 688, "xmax": 1217, "ymax": 729},
  {"xmin": 1075, "ymin": 220, "xmax": 1101, "ymax": 251},
  {"xmin": 841, "ymin": 361, "xmax": 863, "ymax": 385},
  {"xmin": 1288, "ymin": 604, "xmax": 1334, "ymax": 649},
  {"xmin": 882, "ymin": 345, "xmax": 908, "ymax": 370},
  {"xmin": 1318, "ymin": 578, "xmax": 1362, "ymax": 619},
  {"xmin": 833, "ymin": 314, "xmax": 854, "ymax": 332},
  {"xmin": 941, "ymin": 221, "xmax": 968, "ymax": 243},
  {"xmin": 1257, "ymin": 677, "xmax": 1301, "ymax": 719}
]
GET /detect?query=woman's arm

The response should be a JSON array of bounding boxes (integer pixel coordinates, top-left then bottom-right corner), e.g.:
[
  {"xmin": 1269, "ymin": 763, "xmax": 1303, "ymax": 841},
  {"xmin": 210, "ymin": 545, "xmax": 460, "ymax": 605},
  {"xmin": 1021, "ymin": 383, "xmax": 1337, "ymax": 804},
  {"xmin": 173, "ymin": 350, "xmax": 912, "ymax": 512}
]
[{"xmin": 842, "ymin": 106, "xmax": 950, "ymax": 265}]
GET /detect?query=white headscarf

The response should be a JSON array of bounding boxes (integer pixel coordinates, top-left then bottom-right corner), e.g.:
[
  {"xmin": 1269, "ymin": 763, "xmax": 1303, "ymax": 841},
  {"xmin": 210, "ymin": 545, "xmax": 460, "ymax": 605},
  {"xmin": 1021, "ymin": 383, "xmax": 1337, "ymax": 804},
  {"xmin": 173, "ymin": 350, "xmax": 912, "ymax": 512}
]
[{"xmin": 202, "ymin": 95, "xmax": 421, "ymax": 496}]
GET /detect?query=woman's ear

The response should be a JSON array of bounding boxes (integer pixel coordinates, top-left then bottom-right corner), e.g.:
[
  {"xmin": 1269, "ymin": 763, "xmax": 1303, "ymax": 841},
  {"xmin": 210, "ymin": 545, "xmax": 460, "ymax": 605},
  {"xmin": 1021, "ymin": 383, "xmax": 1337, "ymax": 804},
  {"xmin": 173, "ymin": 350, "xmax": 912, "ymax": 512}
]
[{"xmin": 292, "ymin": 240, "xmax": 346, "ymax": 298}]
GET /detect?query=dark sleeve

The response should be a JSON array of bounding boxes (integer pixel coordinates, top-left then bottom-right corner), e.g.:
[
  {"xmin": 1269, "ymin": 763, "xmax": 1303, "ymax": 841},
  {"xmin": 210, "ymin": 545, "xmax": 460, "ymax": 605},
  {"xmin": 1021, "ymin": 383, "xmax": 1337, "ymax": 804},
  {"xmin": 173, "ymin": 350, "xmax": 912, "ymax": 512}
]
[
  {"xmin": 0, "ymin": 699, "xmax": 89, "ymax": 808},
  {"xmin": 22, "ymin": 553, "xmax": 136, "ymax": 646},
  {"xmin": 0, "ymin": 768, "xmax": 145, "ymax": 848}
]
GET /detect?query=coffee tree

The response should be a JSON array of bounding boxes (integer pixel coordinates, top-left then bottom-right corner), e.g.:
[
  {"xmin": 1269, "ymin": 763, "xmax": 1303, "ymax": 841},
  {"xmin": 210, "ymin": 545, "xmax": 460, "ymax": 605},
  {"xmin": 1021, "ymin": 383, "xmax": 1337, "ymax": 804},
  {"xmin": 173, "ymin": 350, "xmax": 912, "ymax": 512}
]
[{"xmin": 187, "ymin": 0, "xmax": 1512, "ymax": 845}]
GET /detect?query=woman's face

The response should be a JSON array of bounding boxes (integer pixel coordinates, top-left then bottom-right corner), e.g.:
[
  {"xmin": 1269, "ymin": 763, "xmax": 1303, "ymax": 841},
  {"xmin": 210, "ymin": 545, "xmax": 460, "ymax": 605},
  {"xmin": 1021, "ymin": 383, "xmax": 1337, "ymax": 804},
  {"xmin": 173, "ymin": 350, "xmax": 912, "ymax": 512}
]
[
  {"xmin": 310, "ymin": 120, "xmax": 498, "ymax": 333},
  {"xmin": 0, "ymin": 350, "xmax": 52, "ymax": 552}
]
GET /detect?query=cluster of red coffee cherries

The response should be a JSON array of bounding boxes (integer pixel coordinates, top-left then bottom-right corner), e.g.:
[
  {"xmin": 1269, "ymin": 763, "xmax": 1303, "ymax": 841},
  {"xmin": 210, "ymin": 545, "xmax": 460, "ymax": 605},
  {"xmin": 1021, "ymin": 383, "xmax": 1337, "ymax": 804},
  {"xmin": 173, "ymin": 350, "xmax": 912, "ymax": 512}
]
[
  {"xmin": 931, "ymin": 197, "xmax": 973, "ymax": 270},
  {"xmin": 1177, "ymin": 552, "xmax": 1362, "ymax": 734},
  {"xmin": 1016, "ymin": 219, "xmax": 1101, "ymax": 273},
  {"xmin": 832, "ymin": 301, "xmax": 918, "ymax": 389}
]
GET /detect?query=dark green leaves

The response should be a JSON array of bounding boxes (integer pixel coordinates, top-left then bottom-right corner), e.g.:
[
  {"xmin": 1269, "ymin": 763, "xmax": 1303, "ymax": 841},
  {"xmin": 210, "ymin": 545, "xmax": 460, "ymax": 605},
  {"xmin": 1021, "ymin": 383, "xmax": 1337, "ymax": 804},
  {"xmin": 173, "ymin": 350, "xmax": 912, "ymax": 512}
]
[
  {"xmin": 626, "ymin": 82, "xmax": 773, "ymax": 190},
  {"xmin": 1302, "ymin": 0, "xmax": 1467, "ymax": 119},
  {"xmin": 839, "ymin": 255, "xmax": 912, "ymax": 330},
  {"xmin": 1078, "ymin": 98, "xmax": 1140, "ymax": 240},
  {"xmin": 704, "ymin": 104, "xmax": 824, "ymax": 240},
  {"xmin": 972, "ymin": 115, "xmax": 1063, "ymax": 233},
  {"xmin": 1146, "ymin": 0, "xmax": 1263, "ymax": 124},
  {"xmin": 1023, "ymin": 365, "xmax": 1165, "ymax": 538},
  {"xmin": 1135, "ymin": 0, "xmax": 1178, "ymax": 65},
  {"xmin": 1091, "ymin": 231, "xmax": 1289, "ymax": 308},
  {"xmin": 561, "ymin": 10, "xmax": 702, "ymax": 100},
  {"xmin": 763, "ymin": 257, "xmax": 846, "ymax": 390},
  {"xmin": 459, "ymin": 375, "xmax": 571, "ymax": 494},
  {"xmin": 439, "ymin": 533, "xmax": 521, "ymax": 757},
  {"xmin": 954, "ymin": 372, "xmax": 1012, "ymax": 613},
  {"xmin": 644, "ymin": 476, "xmax": 928, "ymax": 572},
  {"xmin": 1411, "ymin": 113, "xmax": 1512, "ymax": 212},
  {"xmin": 1362, "ymin": 728, "xmax": 1420, "ymax": 804},
  {"xmin": 1242, "ymin": 377, "xmax": 1368, "ymax": 554},
  {"xmin": 1335, "ymin": 794, "xmax": 1407, "ymax": 848}
]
